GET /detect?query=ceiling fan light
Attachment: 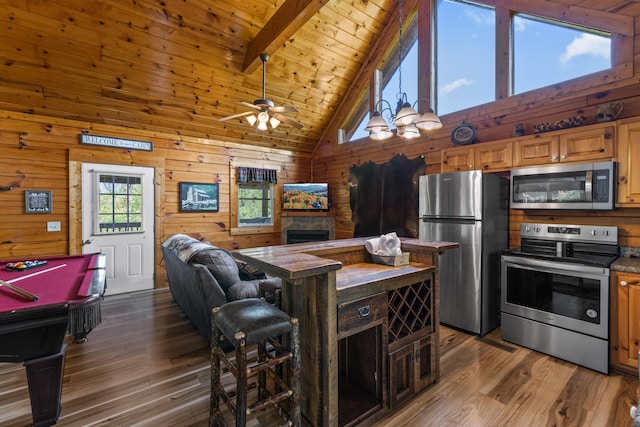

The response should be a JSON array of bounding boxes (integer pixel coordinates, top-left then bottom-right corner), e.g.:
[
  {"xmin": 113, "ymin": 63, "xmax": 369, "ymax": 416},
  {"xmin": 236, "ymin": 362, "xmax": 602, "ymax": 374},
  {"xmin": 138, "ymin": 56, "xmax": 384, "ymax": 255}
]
[
  {"xmin": 246, "ymin": 115, "xmax": 257, "ymax": 126},
  {"xmin": 269, "ymin": 116, "xmax": 281, "ymax": 129},
  {"xmin": 416, "ymin": 109, "xmax": 443, "ymax": 131},
  {"xmin": 257, "ymin": 121, "xmax": 268, "ymax": 131},
  {"xmin": 258, "ymin": 111, "xmax": 269, "ymax": 123}
]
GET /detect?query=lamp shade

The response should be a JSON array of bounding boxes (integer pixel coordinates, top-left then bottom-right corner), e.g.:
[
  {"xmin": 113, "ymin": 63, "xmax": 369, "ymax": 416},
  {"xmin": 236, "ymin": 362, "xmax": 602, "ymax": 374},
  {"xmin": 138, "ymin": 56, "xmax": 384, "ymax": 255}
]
[
  {"xmin": 364, "ymin": 112, "xmax": 391, "ymax": 133},
  {"xmin": 246, "ymin": 115, "xmax": 257, "ymax": 126},
  {"xmin": 393, "ymin": 103, "xmax": 420, "ymax": 127},
  {"xmin": 415, "ymin": 109, "xmax": 443, "ymax": 131}
]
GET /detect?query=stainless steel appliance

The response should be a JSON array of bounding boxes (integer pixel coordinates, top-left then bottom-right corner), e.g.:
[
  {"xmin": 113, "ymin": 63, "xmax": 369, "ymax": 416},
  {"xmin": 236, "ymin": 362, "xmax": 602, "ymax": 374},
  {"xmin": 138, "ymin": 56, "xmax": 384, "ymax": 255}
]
[
  {"xmin": 419, "ymin": 170, "xmax": 508, "ymax": 335},
  {"xmin": 501, "ymin": 223, "xmax": 619, "ymax": 374},
  {"xmin": 510, "ymin": 161, "xmax": 615, "ymax": 210}
]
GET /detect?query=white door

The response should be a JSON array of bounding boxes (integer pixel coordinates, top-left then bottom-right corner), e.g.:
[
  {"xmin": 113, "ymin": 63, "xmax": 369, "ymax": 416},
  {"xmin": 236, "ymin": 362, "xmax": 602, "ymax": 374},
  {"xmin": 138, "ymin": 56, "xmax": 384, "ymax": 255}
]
[{"xmin": 82, "ymin": 163, "xmax": 155, "ymax": 295}]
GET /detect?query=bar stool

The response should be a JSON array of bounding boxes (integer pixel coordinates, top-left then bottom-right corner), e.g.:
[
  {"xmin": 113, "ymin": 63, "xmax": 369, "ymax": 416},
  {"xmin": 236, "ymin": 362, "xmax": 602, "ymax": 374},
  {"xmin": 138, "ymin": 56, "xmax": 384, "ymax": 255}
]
[{"xmin": 210, "ymin": 298, "xmax": 301, "ymax": 427}]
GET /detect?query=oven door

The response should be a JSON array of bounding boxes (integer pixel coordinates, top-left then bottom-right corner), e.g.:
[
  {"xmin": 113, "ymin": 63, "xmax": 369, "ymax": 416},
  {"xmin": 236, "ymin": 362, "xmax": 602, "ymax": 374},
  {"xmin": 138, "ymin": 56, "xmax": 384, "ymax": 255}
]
[{"xmin": 501, "ymin": 255, "xmax": 609, "ymax": 339}]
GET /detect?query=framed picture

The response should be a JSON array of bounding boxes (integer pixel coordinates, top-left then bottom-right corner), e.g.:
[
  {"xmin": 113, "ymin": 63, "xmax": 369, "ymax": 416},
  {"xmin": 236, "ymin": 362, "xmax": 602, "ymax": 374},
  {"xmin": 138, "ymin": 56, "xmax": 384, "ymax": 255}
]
[
  {"xmin": 25, "ymin": 190, "xmax": 53, "ymax": 213},
  {"xmin": 179, "ymin": 182, "xmax": 219, "ymax": 212}
]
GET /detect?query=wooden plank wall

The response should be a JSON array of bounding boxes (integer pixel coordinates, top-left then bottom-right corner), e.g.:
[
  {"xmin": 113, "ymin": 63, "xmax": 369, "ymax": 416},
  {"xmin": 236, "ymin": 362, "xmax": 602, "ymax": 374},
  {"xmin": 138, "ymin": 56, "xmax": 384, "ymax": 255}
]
[{"xmin": 0, "ymin": 112, "xmax": 311, "ymax": 287}]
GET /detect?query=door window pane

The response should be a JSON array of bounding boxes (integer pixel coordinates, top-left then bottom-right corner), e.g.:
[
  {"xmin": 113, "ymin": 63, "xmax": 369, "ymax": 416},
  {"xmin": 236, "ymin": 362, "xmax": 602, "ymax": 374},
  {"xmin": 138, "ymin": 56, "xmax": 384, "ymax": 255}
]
[{"xmin": 97, "ymin": 174, "xmax": 143, "ymax": 233}]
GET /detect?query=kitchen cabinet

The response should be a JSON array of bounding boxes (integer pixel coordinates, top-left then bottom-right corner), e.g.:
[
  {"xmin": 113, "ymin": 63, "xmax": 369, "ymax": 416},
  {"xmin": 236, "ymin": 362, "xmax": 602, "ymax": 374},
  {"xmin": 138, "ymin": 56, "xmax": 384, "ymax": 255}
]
[
  {"xmin": 388, "ymin": 336, "xmax": 434, "ymax": 408},
  {"xmin": 441, "ymin": 141, "xmax": 512, "ymax": 173},
  {"xmin": 513, "ymin": 124, "xmax": 614, "ymax": 167},
  {"xmin": 386, "ymin": 279, "xmax": 437, "ymax": 409},
  {"xmin": 616, "ymin": 120, "xmax": 640, "ymax": 206},
  {"xmin": 611, "ymin": 270, "xmax": 640, "ymax": 373}
]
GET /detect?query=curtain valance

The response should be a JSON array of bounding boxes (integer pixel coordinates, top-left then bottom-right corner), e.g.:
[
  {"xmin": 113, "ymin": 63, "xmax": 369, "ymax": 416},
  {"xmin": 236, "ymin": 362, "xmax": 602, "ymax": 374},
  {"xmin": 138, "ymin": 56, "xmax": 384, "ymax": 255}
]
[{"xmin": 237, "ymin": 167, "xmax": 278, "ymax": 184}]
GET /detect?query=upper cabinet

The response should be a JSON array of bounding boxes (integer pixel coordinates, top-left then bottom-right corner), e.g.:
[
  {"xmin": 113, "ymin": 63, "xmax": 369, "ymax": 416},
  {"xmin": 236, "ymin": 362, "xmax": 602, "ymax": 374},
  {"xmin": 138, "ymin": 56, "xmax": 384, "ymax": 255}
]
[
  {"xmin": 617, "ymin": 119, "xmax": 640, "ymax": 206},
  {"xmin": 513, "ymin": 124, "xmax": 615, "ymax": 167},
  {"xmin": 441, "ymin": 140, "xmax": 512, "ymax": 173}
]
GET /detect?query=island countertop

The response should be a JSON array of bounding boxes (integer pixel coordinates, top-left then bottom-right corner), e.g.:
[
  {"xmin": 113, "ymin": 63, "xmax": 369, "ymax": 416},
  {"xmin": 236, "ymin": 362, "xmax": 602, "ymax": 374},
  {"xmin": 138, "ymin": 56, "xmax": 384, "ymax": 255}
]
[{"xmin": 232, "ymin": 236, "xmax": 459, "ymax": 280}]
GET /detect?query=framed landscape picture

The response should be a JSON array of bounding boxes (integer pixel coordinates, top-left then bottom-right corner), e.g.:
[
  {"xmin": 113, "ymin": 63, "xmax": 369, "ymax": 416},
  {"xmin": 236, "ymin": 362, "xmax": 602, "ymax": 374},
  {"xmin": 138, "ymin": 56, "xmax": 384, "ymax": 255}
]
[{"xmin": 179, "ymin": 182, "xmax": 219, "ymax": 212}]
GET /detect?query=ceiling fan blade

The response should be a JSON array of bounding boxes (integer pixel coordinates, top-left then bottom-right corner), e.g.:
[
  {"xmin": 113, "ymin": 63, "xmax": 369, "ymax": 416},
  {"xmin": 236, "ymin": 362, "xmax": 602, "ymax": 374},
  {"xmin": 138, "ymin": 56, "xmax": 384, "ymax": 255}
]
[
  {"xmin": 271, "ymin": 105, "xmax": 299, "ymax": 113},
  {"xmin": 237, "ymin": 101, "xmax": 263, "ymax": 111},
  {"xmin": 218, "ymin": 111, "xmax": 254, "ymax": 122},
  {"xmin": 273, "ymin": 113, "xmax": 303, "ymax": 129}
]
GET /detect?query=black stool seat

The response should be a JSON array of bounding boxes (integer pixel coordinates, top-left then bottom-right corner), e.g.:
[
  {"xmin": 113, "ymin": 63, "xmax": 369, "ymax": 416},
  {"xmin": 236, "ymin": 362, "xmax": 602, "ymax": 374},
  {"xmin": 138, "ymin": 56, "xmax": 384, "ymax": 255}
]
[
  {"xmin": 214, "ymin": 299, "xmax": 292, "ymax": 346},
  {"xmin": 210, "ymin": 297, "xmax": 301, "ymax": 427}
]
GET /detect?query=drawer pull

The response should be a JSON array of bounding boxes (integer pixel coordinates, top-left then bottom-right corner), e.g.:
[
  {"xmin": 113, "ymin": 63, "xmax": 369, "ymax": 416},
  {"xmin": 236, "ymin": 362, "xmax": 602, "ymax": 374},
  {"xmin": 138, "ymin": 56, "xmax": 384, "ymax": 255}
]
[{"xmin": 358, "ymin": 305, "xmax": 371, "ymax": 317}]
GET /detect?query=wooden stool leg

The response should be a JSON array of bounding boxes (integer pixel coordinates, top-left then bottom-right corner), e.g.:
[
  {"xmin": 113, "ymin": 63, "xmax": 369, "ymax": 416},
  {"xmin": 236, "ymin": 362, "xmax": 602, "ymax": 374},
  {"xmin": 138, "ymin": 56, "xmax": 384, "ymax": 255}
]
[
  {"xmin": 236, "ymin": 333, "xmax": 248, "ymax": 427},
  {"xmin": 257, "ymin": 338, "xmax": 267, "ymax": 402},
  {"xmin": 210, "ymin": 307, "xmax": 222, "ymax": 427},
  {"xmin": 290, "ymin": 318, "xmax": 302, "ymax": 427}
]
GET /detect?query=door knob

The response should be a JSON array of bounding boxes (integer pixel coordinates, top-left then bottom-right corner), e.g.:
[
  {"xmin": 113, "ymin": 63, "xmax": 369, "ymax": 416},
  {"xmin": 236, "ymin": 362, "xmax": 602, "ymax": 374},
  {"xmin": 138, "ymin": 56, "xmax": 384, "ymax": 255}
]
[{"xmin": 82, "ymin": 239, "xmax": 93, "ymax": 246}]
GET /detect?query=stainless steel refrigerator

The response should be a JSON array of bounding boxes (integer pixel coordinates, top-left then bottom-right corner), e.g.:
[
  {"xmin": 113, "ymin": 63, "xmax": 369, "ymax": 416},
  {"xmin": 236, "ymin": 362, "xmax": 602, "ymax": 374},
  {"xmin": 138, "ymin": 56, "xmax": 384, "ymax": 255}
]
[{"xmin": 419, "ymin": 170, "xmax": 508, "ymax": 335}]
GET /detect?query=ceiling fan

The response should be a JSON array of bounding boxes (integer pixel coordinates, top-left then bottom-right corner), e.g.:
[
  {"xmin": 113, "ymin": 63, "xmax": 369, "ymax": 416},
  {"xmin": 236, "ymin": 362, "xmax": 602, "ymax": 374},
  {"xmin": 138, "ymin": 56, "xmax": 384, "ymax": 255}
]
[{"xmin": 219, "ymin": 54, "xmax": 303, "ymax": 130}]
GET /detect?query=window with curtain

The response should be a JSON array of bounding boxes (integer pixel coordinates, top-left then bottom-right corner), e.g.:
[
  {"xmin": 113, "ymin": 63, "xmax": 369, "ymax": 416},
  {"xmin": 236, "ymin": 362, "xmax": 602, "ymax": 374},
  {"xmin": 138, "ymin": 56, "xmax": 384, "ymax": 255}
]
[{"xmin": 236, "ymin": 167, "xmax": 277, "ymax": 227}]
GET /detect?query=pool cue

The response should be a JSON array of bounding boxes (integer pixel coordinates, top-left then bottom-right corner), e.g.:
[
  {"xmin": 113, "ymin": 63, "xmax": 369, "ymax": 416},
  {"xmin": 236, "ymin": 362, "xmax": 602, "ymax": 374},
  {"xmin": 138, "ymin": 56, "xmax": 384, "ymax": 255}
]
[
  {"xmin": 0, "ymin": 279, "xmax": 39, "ymax": 301},
  {"xmin": 5, "ymin": 263, "xmax": 67, "ymax": 284},
  {"xmin": 0, "ymin": 263, "xmax": 67, "ymax": 302}
]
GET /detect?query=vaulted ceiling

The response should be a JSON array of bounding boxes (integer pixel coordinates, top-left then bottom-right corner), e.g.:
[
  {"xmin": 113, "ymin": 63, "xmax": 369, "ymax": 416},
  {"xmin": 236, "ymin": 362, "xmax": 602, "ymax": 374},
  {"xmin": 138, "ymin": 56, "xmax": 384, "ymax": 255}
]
[{"xmin": 1, "ymin": 0, "xmax": 639, "ymax": 155}]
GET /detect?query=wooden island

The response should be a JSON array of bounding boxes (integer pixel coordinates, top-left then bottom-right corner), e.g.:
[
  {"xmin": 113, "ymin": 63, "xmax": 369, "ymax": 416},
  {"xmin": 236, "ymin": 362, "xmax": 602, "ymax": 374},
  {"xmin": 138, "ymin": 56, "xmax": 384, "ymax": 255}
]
[{"xmin": 233, "ymin": 237, "xmax": 458, "ymax": 427}]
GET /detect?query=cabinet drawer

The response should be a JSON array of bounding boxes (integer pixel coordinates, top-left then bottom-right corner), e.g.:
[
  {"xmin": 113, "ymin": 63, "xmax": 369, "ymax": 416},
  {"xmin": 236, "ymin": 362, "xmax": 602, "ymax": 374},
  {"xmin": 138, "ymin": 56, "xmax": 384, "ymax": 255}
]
[{"xmin": 337, "ymin": 292, "xmax": 386, "ymax": 336}]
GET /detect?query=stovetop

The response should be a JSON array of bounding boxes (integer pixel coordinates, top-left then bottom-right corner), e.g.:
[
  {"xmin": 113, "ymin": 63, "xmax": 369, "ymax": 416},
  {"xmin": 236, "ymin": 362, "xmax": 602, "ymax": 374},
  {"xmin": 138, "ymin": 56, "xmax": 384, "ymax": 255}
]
[{"xmin": 503, "ymin": 222, "xmax": 620, "ymax": 268}]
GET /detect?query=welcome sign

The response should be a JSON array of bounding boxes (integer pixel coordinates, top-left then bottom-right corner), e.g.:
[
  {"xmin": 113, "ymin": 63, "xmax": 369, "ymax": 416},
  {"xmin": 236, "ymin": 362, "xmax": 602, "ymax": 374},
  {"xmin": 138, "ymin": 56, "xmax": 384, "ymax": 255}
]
[{"xmin": 80, "ymin": 134, "xmax": 153, "ymax": 151}]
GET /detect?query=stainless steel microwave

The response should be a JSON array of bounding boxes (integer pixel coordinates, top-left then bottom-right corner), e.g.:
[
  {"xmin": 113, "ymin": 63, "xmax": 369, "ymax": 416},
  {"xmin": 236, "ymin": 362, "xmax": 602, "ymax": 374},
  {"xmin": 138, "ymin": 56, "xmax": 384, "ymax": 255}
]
[{"xmin": 510, "ymin": 161, "xmax": 615, "ymax": 210}]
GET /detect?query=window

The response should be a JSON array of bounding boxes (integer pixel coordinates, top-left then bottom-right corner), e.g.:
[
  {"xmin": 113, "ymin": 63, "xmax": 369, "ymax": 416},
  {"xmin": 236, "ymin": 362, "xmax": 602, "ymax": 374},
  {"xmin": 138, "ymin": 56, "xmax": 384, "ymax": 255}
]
[
  {"xmin": 238, "ymin": 182, "xmax": 274, "ymax": 226},
  {"xmin": 97, "ymin": 174, "xmax": 143, "ymax": 233},
  {"xmin": 230, "ymin": 164, "xmax": 281, "ymax": 235},
  {"xmin": 436, "ymin": 0, "xmax": 495, "ymax": 115},
  {"xmin": 513, "ymin": 14, "xmax": 611, "ymax": 94}
]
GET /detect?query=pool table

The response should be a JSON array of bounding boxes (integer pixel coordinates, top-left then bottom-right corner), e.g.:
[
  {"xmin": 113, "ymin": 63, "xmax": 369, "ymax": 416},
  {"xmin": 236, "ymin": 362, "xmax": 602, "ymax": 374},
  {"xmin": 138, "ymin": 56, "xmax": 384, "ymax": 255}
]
[{"xmin": 0, "ymin": 253, "xmax": 107, "ymax": 427}]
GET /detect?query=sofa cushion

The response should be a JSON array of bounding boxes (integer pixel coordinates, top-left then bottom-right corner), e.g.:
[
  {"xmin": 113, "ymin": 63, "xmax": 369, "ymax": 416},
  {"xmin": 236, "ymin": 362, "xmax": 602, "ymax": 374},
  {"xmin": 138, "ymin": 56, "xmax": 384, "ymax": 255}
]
[
  {"xmin": 190, "ymin": 248, "xmax": 241, "ymax": 292},
  {"xmin": 228, "ymin": 280, "xmax": 261, "ymax": 300}
]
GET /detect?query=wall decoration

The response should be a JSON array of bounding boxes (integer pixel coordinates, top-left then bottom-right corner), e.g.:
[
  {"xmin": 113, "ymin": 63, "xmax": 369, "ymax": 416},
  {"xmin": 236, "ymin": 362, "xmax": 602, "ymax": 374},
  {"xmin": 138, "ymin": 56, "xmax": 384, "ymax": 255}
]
[
  {"xmin": 179, "ymin": 182, "xmax": 219, "ymax": 212},
  {"xmin": 80, "ymin": 134, "xmax": 153, "ymax": 151},
  {"xmin": 25, "ymin": 190, "xmax": 52, "ymax": 213},
  {"xmin": 533, "ymin": 116, "xmax": 586, "ymax": 133}
]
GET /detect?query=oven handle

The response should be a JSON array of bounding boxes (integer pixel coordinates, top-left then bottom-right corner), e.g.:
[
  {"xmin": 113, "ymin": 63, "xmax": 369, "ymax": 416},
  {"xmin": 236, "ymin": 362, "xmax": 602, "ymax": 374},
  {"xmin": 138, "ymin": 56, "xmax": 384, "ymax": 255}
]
[{"xmin": 501, "ymin": 255, "xmax": 608, "ymax": 276}]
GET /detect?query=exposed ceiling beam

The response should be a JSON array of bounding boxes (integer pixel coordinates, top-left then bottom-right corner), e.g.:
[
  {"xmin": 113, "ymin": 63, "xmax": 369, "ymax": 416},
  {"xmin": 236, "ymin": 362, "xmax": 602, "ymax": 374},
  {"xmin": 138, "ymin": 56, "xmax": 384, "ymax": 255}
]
[{"xmin": 242, "ymin": 0, "xmax": 328, "ymax": 73}]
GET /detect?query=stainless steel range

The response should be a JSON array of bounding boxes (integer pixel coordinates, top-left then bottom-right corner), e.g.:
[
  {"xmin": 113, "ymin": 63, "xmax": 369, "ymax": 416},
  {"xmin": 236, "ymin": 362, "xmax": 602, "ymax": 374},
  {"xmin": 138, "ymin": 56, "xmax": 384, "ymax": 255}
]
[{"xmin": 501, "ymin": 223, "xmax": 619, "ymax": 374}]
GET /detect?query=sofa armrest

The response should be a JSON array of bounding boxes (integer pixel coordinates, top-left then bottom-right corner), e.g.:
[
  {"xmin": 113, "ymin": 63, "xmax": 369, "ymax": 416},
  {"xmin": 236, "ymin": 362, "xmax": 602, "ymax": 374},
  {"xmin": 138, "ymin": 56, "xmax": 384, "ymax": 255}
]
[{"xmin": 259, "ymin": 277, "xmax": 282, "ymax": 294}]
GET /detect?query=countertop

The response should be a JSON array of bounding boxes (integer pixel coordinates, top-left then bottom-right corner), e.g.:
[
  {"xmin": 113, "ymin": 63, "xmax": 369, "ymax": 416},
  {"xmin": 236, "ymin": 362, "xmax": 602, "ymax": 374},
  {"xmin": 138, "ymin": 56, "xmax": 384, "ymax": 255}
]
[{"xmin": 611, "ymin": 256, "xmax": 640, "ymax": 273}]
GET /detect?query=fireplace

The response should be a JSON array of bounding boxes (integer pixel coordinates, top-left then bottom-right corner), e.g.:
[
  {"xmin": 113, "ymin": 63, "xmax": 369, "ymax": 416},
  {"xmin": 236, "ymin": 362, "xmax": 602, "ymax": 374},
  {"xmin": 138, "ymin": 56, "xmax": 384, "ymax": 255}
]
[
  {"xmin": 286, "ymin": 229, "xmax": 330, "ymax": 244},
  {"xmin": 281, "ymin": 213, "xmax": 335, "ymax": 244}
]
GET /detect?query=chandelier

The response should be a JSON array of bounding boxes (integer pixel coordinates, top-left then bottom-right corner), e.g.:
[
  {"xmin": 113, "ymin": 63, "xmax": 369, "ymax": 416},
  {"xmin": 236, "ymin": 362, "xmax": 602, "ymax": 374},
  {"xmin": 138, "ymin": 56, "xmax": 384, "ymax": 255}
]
[{"xmin": 364, "ymin": 0, "xmax": 442, "ymax": 141}]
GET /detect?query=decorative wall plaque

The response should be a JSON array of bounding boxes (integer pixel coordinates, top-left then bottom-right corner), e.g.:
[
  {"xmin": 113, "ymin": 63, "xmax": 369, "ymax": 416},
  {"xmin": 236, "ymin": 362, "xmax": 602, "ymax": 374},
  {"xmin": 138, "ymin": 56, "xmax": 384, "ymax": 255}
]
[{"xmin": 25, "ymin": 190, "xmax": 52, "ymax": 213}]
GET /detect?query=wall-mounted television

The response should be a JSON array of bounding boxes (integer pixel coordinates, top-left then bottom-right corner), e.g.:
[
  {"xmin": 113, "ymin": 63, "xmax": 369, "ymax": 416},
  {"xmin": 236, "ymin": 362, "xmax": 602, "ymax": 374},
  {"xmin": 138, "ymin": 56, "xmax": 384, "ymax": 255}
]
[{"xmin": 282, "ymin": 183, "xmax": 329, "ymax": 211}]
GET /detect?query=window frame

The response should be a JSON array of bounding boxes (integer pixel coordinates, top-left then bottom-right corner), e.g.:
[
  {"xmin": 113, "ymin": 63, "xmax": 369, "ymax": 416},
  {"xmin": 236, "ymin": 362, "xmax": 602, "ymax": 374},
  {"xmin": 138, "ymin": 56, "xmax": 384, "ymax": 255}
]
[{"xmin": 229, "ymin": 162, "xmax": 281, "ymax": 236}]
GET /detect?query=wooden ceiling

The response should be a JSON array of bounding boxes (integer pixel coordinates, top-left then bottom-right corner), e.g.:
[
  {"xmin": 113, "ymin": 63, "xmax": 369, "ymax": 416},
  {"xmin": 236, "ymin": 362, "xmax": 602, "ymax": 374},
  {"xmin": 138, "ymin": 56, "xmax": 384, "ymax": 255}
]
[{"xmin": 1, "ymin": 0, "xmax": 640, "ymax": 154}]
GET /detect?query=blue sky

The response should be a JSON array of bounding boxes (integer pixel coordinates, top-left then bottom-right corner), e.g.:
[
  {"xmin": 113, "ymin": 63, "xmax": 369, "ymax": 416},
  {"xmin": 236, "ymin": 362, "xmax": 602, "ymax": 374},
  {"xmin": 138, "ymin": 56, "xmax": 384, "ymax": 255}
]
[{"xmin": 352, "ymin": 0, "xmax": 611, "ymax": 140}]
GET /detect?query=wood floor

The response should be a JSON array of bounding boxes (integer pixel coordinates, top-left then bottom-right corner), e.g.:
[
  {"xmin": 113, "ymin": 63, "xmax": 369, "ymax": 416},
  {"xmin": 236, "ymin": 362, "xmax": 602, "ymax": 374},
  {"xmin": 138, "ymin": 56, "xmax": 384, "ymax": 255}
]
[{"xmin": 1, "ymin": 288, "xmax": 638, "ymax": 427}]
